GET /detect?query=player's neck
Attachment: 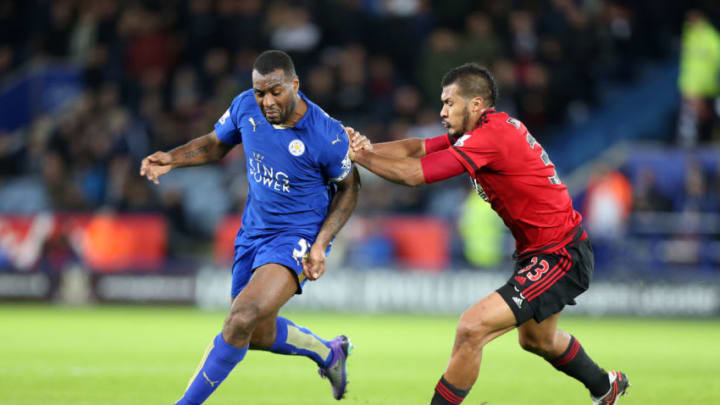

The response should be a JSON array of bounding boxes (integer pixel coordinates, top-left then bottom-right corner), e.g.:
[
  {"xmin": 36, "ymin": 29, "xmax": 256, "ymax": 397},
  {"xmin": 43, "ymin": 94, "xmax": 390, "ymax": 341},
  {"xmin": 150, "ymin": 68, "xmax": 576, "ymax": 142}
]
[
  {"xmin": 281, "ymin": 97, "xmax": 308, "ymax": 128},
  {"xmin": 468, "ymin": 106, "xmax": 495, "ymax": 131}
]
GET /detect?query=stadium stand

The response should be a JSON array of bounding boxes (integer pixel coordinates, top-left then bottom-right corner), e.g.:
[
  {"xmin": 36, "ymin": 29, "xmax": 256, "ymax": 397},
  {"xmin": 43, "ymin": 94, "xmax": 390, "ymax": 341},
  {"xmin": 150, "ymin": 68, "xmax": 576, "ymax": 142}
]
[{"xmin": 0, "ymin": 0, "xmax": 718, "ymax": 278}]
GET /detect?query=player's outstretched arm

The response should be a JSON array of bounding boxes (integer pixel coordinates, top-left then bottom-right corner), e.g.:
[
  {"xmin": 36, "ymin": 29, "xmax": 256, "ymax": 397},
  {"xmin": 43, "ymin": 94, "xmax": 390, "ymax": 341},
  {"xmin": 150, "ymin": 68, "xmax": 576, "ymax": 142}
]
[
  {"xmin": 302, "ymin": 167, "xmax": 361, "ymax": 281},
  {"xmin": 346, "ymin": 127, "xmax": 427, "ymax": 158},
  {"xmin": 139, "ymin": 131, "xmax": 234, "ymax": 184},
  {"xmin": 351, "ymin": 147, "xmax": 426, "ymax": 187},
  {"xmin": 372, "ymin": 138, "xmax": 427, "ymax": 157}
]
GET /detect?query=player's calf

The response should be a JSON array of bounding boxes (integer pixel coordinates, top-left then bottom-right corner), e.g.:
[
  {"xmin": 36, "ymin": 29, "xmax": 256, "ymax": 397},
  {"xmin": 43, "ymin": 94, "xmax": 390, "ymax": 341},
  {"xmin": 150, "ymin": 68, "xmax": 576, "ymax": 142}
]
[
  {"xmin": 175, "ymin": 333, "xmax": 248, "ymax": 405},
  {"xmin": 548, "ymin": 335, "xmax": 613, "ymax": 399},
  {"xmin": 518, "ymin": 330, "xmax": 559, "ymax": 358},
  {"xmin": 269, "ymin": 316, "xmax": 334, "ymax": 366}
]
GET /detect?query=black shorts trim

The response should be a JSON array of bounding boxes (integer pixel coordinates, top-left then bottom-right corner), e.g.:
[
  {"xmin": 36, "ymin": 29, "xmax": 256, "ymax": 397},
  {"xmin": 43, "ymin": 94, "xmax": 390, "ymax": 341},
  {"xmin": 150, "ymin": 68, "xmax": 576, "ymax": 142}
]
[{"xmin": 497, "ymin": 238, "xmax": 594, "ymax": 325}]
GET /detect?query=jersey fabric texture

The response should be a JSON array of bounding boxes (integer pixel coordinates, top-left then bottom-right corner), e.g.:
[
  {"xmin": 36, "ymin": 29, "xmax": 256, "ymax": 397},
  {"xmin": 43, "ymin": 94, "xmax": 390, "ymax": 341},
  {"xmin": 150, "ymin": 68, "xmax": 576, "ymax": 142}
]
[
  {"xmin": 214, "ymin": 90, "xmax": 351, "ymax": 296},
  {"xmin": 423, "ymin": 109, "xmax": 582, "ymax": 257}
]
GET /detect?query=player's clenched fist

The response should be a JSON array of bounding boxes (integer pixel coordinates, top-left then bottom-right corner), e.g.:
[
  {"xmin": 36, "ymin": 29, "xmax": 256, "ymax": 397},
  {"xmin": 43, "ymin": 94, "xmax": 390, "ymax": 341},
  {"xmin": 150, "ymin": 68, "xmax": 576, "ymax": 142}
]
[{"xmin": 140, "ymin": 151, "xmax": 173, "ymax": 184}]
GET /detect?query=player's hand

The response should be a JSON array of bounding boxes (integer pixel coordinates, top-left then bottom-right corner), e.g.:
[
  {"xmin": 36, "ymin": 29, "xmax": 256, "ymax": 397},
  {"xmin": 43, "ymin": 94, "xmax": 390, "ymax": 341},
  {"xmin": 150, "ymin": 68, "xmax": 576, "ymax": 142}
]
[
  {"xmin": 140, "ymin": 151, "xmax": 173, "ymax": 184},
  {"xmin": 346, "ymin": 127, "xmax": 373, "ymax": 153},
  {"xmin": 302, "ymin": 243, "xmax": 327, "ymax": 281}
]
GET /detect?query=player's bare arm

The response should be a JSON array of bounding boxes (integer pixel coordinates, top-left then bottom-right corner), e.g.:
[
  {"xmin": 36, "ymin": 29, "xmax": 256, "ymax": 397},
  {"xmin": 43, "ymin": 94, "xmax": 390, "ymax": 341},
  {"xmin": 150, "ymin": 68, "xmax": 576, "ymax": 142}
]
[
  {"xmin": 139, "ymin": 131, "xmax": 233, "ymax": 184},
  {"xmin": 346, "ymin": 126, "xmax": 426, "ymax": 158},
  {"xmin": 302, "ymin": 167, "xmax": 361, "ymax": 281},
  {"xmin": 350, "ymin": 143, "xmax": 425, "ymax": 187}
]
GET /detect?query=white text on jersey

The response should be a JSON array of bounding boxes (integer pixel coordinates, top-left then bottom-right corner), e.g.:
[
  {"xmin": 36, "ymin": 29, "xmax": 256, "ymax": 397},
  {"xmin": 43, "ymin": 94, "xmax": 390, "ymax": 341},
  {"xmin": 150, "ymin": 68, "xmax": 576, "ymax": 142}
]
[{"xmin": 248, "ymin": 152, "xmax": 290, "ymax": 193}]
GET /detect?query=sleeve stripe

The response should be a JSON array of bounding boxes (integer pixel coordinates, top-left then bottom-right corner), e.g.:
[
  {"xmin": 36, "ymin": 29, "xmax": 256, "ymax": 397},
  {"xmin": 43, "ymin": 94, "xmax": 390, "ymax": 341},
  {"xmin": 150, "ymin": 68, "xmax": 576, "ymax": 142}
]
[{"xmin": 450, "ymin": 146, "xmax": 481, "ymax": 176}]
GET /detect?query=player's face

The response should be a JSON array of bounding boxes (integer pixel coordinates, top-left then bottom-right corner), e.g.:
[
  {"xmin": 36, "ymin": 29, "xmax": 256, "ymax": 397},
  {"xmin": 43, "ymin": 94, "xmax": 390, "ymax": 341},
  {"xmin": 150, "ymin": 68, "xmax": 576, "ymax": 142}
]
[
  {"xmin": 440, "ymin": 84, "xmax": 471, "ymax": 136},
  {"xmin": 252, "ymin": 69, "xmax": 299, "ymax": 125}
]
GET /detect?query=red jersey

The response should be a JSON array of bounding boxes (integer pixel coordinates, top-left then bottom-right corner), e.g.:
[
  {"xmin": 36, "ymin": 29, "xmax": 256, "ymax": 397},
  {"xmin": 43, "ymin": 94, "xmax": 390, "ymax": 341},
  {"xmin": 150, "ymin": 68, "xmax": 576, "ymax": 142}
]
[{"xmin": 422, "ymin": 109, "xmax": 583, "ymax": 256}]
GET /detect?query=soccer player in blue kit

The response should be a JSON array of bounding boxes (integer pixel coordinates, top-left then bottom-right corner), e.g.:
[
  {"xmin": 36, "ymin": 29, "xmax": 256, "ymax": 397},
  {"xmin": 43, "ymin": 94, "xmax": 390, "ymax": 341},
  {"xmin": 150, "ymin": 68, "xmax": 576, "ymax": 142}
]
[{"xmin": 140, "ymin": 50, "xmax": 360, "ymax": 404}]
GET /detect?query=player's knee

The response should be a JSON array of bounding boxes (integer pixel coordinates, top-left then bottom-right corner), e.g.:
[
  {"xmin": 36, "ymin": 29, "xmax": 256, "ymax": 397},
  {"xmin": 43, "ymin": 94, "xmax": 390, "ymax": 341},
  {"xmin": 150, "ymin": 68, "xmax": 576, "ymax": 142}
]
[
  {"xmin": 455, "ymin": 313, "xmax": 492, "ymax": 347},
  {"xmin": 223, "ymin": 303, "xmax": 261, "ymax": 341}
]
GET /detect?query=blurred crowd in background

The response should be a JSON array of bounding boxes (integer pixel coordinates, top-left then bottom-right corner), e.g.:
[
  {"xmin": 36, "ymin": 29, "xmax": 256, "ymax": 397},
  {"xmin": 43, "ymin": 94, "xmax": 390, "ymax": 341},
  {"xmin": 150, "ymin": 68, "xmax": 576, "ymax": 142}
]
[{"xmin": 0, "ymin": 0, "xmax": 719, "ymax": 276}]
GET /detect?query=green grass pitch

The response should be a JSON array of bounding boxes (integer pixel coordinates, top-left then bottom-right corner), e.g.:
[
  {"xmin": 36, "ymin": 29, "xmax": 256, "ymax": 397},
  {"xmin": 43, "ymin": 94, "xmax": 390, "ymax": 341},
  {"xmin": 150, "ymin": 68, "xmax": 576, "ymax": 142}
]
[{"xmin": 1, "ymin": 304, "xmax": 719, "ymax": 404}]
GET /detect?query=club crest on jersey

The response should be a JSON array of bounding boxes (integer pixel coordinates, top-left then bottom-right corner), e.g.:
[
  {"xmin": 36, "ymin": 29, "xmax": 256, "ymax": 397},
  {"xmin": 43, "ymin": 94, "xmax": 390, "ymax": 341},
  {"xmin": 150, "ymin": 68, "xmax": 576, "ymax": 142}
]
[{"xmin": 288, "ymin": 139, "xmax": 305, "ymax": 156}]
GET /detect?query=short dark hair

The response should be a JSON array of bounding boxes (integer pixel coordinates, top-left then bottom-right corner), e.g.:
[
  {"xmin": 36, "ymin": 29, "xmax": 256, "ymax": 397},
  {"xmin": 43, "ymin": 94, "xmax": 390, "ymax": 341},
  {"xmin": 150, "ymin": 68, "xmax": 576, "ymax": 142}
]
[
  {"xmin": 441, "ymin": 63, "xmax": 498, "ymax": 107},
  {"xmin": 253, "ymin": 50, "xmax": 296, "ymax": 78}
]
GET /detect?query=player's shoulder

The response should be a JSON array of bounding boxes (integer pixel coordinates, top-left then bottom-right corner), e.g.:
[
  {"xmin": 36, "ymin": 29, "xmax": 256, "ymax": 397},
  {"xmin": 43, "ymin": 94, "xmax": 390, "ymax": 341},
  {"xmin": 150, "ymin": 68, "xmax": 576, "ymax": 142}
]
[
  {"xmin": 221, "ymin": 89, "xmax": 257, "ymax": 122},
  {"xmin": 454, "ymin": 110, "xmax": 520, "ymax": 149},
  {"xmin": 485, "ymin": 110, "xmax": 527, "ymax": 133},
  {"xmin": 231, "ymin": 89, "xmax": 257, "ymax": 112},
  {"xmin": 303, "ymin": 94, "xmax": 345, "ymax": 141}
]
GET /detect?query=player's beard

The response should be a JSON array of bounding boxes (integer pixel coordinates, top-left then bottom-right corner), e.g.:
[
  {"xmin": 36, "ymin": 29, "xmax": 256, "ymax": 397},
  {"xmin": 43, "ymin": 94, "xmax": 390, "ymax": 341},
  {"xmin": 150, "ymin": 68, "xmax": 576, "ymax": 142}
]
[
  {"xmin": 262, "ymin": 95, "xmax": 294, "ymax": 125},
  {"xmin": 460, "ymin": 107, "xmax": 470, "ymax": 134},
  {"xmin": 276, "ymin": 95, "xmax": 297, "ymax": 125},
  {"xmin": 448, "ymin": 107, "xmax": 470, "ymax": 136}
]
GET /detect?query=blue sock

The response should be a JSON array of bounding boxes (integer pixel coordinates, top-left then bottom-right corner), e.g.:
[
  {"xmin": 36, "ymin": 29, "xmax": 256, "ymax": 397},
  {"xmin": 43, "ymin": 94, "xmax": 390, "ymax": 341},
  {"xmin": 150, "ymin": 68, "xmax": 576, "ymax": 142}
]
[
  {"xmin": 270, "ymin": 316, "xmax": 333, "ymax": 367},
  {"xmin": 175, "ymin": 333, "xmax": 248, "ymax": 405}
]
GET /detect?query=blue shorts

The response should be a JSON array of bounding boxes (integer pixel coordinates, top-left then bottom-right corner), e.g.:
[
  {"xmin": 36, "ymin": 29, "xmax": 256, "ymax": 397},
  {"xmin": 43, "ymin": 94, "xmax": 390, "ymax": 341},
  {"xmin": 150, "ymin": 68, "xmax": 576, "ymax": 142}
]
[{"xmin": 230, "ymin": 230, "xmax": 331, "ymax": 298}]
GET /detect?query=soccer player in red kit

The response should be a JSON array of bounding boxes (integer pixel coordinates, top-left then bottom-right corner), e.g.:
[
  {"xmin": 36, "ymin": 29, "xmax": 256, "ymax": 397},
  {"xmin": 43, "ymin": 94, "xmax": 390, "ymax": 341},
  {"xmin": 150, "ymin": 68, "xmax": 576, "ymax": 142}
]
[{"xmin": 347, "ymin": 63, "xmax": 629, "ymax": 405}]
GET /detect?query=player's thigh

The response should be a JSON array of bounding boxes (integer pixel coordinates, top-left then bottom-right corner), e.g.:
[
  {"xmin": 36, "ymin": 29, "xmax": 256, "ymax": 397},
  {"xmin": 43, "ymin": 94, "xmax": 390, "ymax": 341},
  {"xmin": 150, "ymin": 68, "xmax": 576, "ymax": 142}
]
[
  {"xmin": 230, "ymin": 234, "xmax": 259, "ymax": 298},
  {"xmin": 253, "ymin": 233, "xmax": 327, "ymax": 293},
  {"xmin": 498, "ymin": 241, "xmax": 592, "ymax": 325},
  {"xmin": 230, "ymin": 263, "xmax": 298, "ymax": 322}
]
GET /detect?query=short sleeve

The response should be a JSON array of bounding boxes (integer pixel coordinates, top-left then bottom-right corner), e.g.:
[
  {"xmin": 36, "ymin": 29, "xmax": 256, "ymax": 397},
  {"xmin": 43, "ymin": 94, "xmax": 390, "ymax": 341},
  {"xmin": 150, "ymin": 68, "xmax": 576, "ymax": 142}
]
[
  {"xmin": 320, "ymin": 125, "xmax": 352, "ymax": 183},
  {"xmin": 214, "ymin": 100, "xmax": 242, "ymax": 145},
  {"xmin": 425, "ymin": 133, "xmax": 452, "ymax": 154},
  {"xmin": 421, "ymin": 149, "xmax": 465, "ymax": 183},
  {"xmin": 448, "ymin": 130, "xmax": 497, "ymax": 173}
]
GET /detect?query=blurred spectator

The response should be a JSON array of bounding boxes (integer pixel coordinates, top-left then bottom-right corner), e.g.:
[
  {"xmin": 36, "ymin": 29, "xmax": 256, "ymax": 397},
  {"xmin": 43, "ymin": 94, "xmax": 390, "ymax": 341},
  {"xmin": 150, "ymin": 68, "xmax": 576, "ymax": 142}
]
[
  {"xmin": 584, "ymin": 165, "xmax": 633, "ymax": 271},
  {"xmin": 678, "ymin": 161, "xmax": 717, "ymax": 213},
  {"xmin": 419, "ymin": 29, "xmax": 465, "ymax": 103},
  {"xmin": 584, "ymin": 166, "xmax": 633, "ymax": 239},
  {"xmin": 458, "ymin": 192, "xmax": 506, "ymax": 269},
  {"xmin": 304, "ymin": 64, "xmax": 337, "ymax": 114},
  {"xmin": 508, "ymin": 10, "xmax": 538, "ymax": 61},
  {"xmin": 598, "ymin": 1, "xmax": 636, "ymax": 82},
  {"xmin": 42, "ymin": 0, "xmax": 76, "ymax": 58},
  {"xmin": 632, "ymin": 168, "xmax": 673, "ymax": 212},
  {"xmin": 677, "ymin": 9, "xmax": 720, "ymax": 146},
  {"xmin": 462, "ymin": 12, "xmax": 501, "ymax": 65},
  {"xmin": 268, "ymin": 5, "xmax": 320, "ymax": 54}
]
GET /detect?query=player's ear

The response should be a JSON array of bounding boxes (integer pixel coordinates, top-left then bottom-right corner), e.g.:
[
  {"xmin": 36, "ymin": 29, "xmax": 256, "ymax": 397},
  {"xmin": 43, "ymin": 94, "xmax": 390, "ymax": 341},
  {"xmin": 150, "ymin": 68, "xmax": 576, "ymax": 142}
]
[
  {"xmin": 292, "ymin": 76, "xmax": 299, "ymax": 93},
  {"xmin": 471, "ymin": 96, "xmax": 484, "ymax": 113}
]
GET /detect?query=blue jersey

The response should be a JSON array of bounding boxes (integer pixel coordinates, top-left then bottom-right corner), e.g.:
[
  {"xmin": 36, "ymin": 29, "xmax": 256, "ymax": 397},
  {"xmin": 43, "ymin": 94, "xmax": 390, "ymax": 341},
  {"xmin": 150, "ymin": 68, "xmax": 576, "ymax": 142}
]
[{"xmin": 214, "ymin": 90, "xmax": 351, "ymax": 237}]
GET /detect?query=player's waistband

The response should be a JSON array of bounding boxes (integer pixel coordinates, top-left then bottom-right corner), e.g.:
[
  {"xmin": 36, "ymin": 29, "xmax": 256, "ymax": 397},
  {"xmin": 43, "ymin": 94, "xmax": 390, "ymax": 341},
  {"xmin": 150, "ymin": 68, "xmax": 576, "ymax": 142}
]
[{"xmin": 512, "ymin": 225, "xmax": 587, "ymax": 262}]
